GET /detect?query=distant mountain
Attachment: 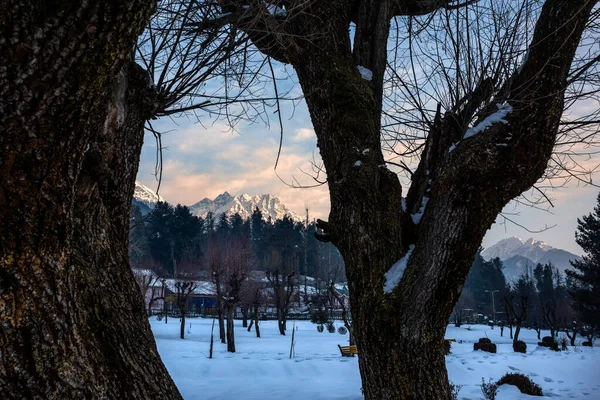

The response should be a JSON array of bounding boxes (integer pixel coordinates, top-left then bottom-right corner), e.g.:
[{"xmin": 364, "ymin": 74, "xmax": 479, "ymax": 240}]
[
  {"xmin": 132, "ymin": 181, "xmax": 164, "ymax": 215},
  {"xmin": 482, "ymin": 237, "xmax": 581, "ymax": 280},
  {"xmin": 189, "ymin": 192, "xmax": 303, "ymax": 222},
  {"xmin": 501, "ymin": 255, "xmax": 536, "ymax": 282}
]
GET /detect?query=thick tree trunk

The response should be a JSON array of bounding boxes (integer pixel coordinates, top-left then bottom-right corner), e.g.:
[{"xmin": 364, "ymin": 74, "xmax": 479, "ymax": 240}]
[
  {"xmin": 226, "ymin": 305, "xmax": 236, "ymax": 352},
  {"xmin": 284, "ymin": 0, "xmax": 594, "ymax": 398},
  {"xmin": 0, "ymin": 2, "xmax": 181, "ymax": 398}
]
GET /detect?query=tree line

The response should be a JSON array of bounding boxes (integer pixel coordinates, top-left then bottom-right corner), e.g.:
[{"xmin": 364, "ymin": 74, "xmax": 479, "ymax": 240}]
[{"xmin": 129, "ymin": 201, "xmax": 345, "ymax": 351}]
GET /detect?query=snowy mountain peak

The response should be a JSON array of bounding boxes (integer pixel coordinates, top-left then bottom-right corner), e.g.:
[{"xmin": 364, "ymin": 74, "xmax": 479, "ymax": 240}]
[
  {"xmin": 133, "ymin": 181, "xmax": 164, "ymax": 213},
  {"xmin": 482, "ymin": 236, "xmax": 556, "ymax": 262},
  {"xmin": 214, "ymin": 192, "xmax": 233, "ymax": 204},
  {"xmin": 189, "ymin": 192, "xmax": 303, "ymax": 223},
  {"xmin": 482, "ymin": 236, "xmax": 581, "ymax": 281},
  {"xmin": 481, "ymin": 236, "xmax": 524, "ymax": 260}
]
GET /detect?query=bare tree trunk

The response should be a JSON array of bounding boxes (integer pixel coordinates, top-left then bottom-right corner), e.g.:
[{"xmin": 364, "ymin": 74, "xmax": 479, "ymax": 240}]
[
  {"xmin": 180, "ymin": 303, "xmax": 187, "ymax": 340},
  {"xmin": 217, "ymin": 297, "xmax": 226, "ymax": 343},
  {"xmin": 242, "ymin": 305, "xmax": 249, "ymax": 328},
  {"xmin": 514, "ymin": 325, "xmax": 522, "ymax": 342},
  {"xmin": 566, "ymin": 327, "xmax": 577, "ymax": 346},
  {"xmin": 0, "ymin": 2, "xmax": 181, "ymax": 397},
  {"xmin": 226, "ymin": 304, "xmax": 236, "ymax": 352},
  {"xmin": 254, "ymin": 305, "xmax": 261, "ymax": 338}
]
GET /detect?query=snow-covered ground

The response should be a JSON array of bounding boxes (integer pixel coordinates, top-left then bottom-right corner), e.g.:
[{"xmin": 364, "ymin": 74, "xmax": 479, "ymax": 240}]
[{"xmin": 151, "ymin": 318, "xmax": 599, "ymax": 399}]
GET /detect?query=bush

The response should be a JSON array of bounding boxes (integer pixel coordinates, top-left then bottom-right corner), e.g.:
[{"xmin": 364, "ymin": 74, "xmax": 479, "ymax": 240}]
[
  {"xmin": 496, "ymin": 373, "xmax": 543, "ymax": 396},
  {"xmin": 327, "ymin": 321, "xmax": 336, "ymax": 333},
  {"xmin": 444, "ymin": 340, "xmax": 452, "ymax": 355},
  {"xmin": 513, "ymin": 340, "xmax": 527, "ymax": 354},
  {"xmin": 538, "ymin": 336, "xmax": 559, "ymax": 351},
  {"xmin": 541, "ymin": 336, "xmax": 553, "ymax": 344},
  {"xmin": 481, "ymin": 378, "xmax": 498, "ymax": 400},
  {"xmin": 156, "ymin": 315, "xmax": 163, "ymax": 321},
  {"xmin": 317, "ymin": 325, "xmax": 324, "ymax": 333},
  {"xmin": 582, "ymin": 341, "xmax": 592, "ymax": 347},
  {"xmin": 449, "ymin": 382, "xmax": 462, "ymax": 400},
  {"xmin": 474, "ymin": 338, "xmax": 496, "ymax": 353},
  {"xmin": 337, "ymin": 326, "xmax": 348, "ymax": 335}
]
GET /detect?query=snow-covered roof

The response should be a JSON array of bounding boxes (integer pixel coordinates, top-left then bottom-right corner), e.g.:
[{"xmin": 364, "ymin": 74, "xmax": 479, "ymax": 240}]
[{"xmin": 164, "ymin": 279, "xmax": 217, "ymax": 296}]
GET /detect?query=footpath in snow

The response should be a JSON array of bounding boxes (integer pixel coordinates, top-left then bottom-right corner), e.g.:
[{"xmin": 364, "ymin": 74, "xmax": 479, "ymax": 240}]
[{"xmin": 151, "ymin": 319, "xmax": 599, "ymax": 399}]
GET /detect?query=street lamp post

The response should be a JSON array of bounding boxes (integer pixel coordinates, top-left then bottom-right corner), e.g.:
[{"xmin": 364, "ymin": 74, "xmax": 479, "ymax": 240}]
[{"xmin": 485, "ymin": 289, "xmax": 499, "ymax": 327}]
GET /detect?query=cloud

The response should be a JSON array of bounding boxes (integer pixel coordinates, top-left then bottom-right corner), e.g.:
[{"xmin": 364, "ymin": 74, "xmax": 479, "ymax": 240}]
[
  {"xmin": 137, "ymin": 117, "xmax": 331, "ymax": 220},
  {"xmin": 292, "ymin": 128, "xmax": 315, "ymax": 142}
]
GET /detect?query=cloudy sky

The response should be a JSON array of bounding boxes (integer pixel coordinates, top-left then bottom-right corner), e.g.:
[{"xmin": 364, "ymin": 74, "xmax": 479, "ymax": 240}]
[{"xmin": 137, "ymin": 97, "xmax": 599, "ymax": 256}]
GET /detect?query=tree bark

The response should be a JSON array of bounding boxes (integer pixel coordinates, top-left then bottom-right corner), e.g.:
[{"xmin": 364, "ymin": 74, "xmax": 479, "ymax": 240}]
[{"xmin": 0, "ymin": 1, "xmax": 181, "ymax": 398}]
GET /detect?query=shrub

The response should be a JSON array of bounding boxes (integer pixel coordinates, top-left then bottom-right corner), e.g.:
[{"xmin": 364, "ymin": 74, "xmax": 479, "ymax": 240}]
[
  {"xmin": 513, "ymin": 340, "xmax": 527, "ymax": 353},
  {"xmin": 156, "ymin": 315, "xmax": 163, "ymax": 321},
  {"xmin": 538, "ymin": 336, "xmax": 559, "ymax": 351},
  {"xmin": 541, "ymin": 336, "xmax": 553, "ymax": 344},
  {"xmin": 481, "ymin": 378, "xmax": 498, "ymax": 400},
  {"xmin": 316, "ymin": 325, "xmax": 324, "ymax": 333},
  {"xmin": 582, "ymin": 341, "xmax": 592, "ymax": 347},
  {"xmin": 449, "ymin": 382, "xmax": 462, "ymax": 400},
  {"xmin": 474, "ymin": 338, "xmax": 496, "ymax": 353},
  {"xmin": 444, "ymin": 340, "xmax": 452, "ymax": 355},
  {"xmin": 337, "ymin": 326, "xmax": 348, "ymax": 335},
  {"xmin": 496, "ymin": 373, "xmax": 543, "ymax": 396}
]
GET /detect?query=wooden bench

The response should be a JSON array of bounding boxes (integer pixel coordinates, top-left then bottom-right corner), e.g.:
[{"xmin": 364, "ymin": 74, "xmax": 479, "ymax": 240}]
[{"xmin": 338, "ymin": 344, "xmax": 358, "ymax": 357}]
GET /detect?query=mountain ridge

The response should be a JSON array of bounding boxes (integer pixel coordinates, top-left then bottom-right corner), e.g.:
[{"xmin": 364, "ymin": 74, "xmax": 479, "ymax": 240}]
[
  {"xmin": 482, "ymin": 236, "xmax": 581, "ymax": 281},
  {"xmin": 132, "ymin": 181, "xmax": 303, "ymax": 222}
]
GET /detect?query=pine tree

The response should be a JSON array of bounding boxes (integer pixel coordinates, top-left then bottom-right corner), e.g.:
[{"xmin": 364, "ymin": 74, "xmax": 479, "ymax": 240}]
[
  {"xmin": 147, "ymin": 201, "xmax": 176, "ymax": 274},
  {"xmin": 567, "ymin": 192, "xmax": 600, "ymax": 331}
]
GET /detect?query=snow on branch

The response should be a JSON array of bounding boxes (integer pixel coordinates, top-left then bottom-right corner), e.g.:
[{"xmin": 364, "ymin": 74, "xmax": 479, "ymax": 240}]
[
  {"xmin": 449, "ymin": 103, "xmax": 513, "ymax": 153},
  {"xmin": 384, "ymin": 245, "xmax": 415, "ymax": 294},
  {"xmin": 463, "ymin": 103, "xmax": 513, "ymax": 139}
]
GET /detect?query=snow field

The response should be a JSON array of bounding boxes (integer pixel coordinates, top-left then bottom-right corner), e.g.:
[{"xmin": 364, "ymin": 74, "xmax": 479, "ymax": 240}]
[{"xmin": 151, "ymin": 319, "xmax": 599, "ymax": 399}]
